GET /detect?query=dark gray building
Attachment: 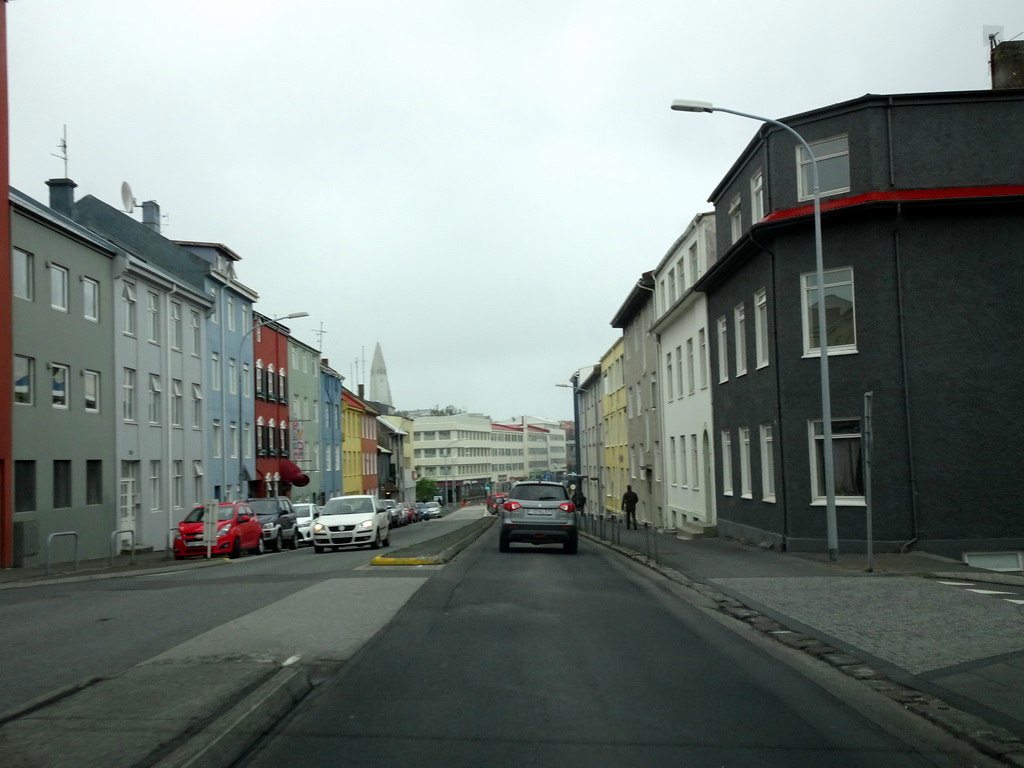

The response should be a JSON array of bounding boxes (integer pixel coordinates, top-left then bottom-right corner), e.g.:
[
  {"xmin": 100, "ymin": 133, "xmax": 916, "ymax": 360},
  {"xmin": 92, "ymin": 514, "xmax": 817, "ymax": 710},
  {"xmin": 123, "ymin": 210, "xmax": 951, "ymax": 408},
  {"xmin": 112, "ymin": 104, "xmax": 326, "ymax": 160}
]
[{"xmin": 697, "ymin": 89, "xmax": 1024, "ymax": 561}]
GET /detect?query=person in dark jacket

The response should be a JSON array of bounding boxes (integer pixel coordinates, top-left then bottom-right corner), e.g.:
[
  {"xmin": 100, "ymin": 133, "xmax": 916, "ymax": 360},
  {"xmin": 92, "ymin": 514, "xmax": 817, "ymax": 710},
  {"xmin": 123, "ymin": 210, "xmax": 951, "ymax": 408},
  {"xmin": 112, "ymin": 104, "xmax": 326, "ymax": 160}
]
[
  {"xmin": 622, "ymin": 485, "xmax": 639, "ymax": 529},
  {"xmin": 572, "ymin": 490, "xmax": 586, "ymax": 513}
]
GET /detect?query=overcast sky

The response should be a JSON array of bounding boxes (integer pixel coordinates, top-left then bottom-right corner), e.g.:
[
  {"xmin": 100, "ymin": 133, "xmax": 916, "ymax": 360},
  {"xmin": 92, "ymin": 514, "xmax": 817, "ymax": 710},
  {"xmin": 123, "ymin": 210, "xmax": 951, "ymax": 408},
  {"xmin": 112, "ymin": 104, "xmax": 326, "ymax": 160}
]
[{"xmin": 8, "ymin": 1, "xmax": 1021, "ymax": 422}]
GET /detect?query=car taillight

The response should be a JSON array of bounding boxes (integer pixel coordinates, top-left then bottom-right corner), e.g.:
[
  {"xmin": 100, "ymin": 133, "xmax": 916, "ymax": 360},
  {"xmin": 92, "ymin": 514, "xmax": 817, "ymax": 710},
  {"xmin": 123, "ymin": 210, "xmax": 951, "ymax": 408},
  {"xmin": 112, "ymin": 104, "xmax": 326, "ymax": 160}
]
[
  {"xmin": 559, "ymin": 502, "xmax": 576, "ymax": 513},
  {"xmin": 504, "ymin": 501, "xmax": 521, "ymax": 512}
]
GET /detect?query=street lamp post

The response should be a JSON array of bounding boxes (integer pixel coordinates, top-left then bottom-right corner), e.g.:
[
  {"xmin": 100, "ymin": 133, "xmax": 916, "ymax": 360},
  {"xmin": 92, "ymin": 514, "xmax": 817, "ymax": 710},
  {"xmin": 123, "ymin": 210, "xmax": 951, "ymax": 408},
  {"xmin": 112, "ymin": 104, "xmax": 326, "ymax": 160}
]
[
  {"xmin": 442, "ymin": 437, "xmax": 469, "ymax": 506},
  {"xmin": 556, "ymin": 377, "xmax": 584, "ymax": 480},
  {"xmin": 237, "ymin": 311, "xmax": 309, "ymax": 500},
  {"xmin": 670, "ymin": 99, "xmax": 838, "ymax": 562}
]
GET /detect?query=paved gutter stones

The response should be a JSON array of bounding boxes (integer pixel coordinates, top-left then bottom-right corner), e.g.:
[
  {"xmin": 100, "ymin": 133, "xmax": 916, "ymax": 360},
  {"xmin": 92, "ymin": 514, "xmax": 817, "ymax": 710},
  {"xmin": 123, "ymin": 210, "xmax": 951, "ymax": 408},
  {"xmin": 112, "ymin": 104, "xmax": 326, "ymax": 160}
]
[
  {"xmin": 370, "ymin": 515, "xmax": 496, "ymax": 565},
  {"xmin": 584, "ymin": 534, "xmax": 1024, "ymax": 768}
]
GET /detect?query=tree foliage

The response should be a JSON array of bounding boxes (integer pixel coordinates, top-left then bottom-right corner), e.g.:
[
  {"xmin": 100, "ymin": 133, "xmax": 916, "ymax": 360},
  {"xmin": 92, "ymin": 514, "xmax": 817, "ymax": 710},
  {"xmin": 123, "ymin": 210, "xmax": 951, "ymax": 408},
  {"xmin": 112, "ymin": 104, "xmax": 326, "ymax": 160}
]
[
  {"xmin": 429, "ymin": 404, "xmax": 465, "ymax": 416},
  {"xmin": 416, "ymin": 477, "xmax": 438, "ymax": 502}
]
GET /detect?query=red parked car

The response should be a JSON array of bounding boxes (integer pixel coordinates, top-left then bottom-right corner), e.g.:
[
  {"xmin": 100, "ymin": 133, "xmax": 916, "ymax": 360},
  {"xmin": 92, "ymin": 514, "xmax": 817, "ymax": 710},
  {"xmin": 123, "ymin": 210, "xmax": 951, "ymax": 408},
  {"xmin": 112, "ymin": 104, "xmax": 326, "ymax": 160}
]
[{"xmin": 173, "ymin": 501, "xmax": 264, "ymax": 560}]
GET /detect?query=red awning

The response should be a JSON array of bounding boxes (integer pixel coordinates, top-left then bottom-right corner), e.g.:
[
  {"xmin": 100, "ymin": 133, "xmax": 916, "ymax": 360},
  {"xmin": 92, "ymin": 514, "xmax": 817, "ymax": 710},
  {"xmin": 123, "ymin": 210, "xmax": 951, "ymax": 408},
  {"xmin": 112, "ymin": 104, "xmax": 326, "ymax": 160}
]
[{"xmin": 280, "ymin": 459, "xmax": 310, "ymax": 487}]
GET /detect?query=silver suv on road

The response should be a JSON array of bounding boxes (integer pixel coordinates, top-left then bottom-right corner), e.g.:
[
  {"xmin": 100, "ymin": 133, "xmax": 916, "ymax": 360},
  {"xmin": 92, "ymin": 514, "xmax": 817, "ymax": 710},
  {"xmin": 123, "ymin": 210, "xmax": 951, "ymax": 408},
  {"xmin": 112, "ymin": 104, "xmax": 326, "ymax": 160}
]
[{"xmin": 499, "ymin": 481, "xmax": 577, "ymax": 554}]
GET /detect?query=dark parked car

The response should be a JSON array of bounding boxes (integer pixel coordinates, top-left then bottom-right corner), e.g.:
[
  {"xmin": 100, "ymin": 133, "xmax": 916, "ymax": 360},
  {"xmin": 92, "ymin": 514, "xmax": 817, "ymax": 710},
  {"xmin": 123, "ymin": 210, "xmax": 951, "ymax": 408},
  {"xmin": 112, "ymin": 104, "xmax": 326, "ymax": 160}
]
[
  {"xmin": 499, "ymin": 481, "xmax": 577, "ymax": 554},
  {"xmin": 247, "ymin": 497, "xmax": 299, "ymax": 552}
]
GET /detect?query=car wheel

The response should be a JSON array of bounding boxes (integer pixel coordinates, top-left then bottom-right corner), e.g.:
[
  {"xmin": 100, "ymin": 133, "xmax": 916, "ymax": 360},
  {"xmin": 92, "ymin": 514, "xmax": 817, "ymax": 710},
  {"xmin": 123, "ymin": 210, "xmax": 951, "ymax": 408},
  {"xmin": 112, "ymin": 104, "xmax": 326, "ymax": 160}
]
[
  {"xmin": 383, "ymin": 532, "xmax": 391, "ymax": 547},
  {"xmin": 499, "ymin": 537, "xmax": 510, "ymax": 553},
  {"xmin": 250, "ymin": 536, "xmax": 266, "ymax": 556},
  {"xmin": 370, "ymin": 531, "xmax": 381, "ymax": 550},
  {"xmin": 271, "ymin": 531, "xmax": 282, "ymax": 553},
  {"xmin": 230, "ymin": 538, "xmax": 242, "ymax": 559},
  {"xmin": 314, "ymin": 545, "xmax": 324, "ymax": 554},
  {"xmin": 564, "ymin": 540, "xmax": 578, "ymax": 555},
  {"xmin": 174, "ymin": 554, "xmax": 184, "ymax": 561},
  {"xmin": 288, "ymin": 531, "xmax": 298, "ymax": 550}
]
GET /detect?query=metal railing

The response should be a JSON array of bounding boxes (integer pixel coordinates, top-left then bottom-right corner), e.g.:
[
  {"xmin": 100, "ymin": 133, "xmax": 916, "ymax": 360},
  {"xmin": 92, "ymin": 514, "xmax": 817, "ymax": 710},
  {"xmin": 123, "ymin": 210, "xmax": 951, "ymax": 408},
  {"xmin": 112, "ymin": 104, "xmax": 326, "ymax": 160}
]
[{"xmin": 110, "ymin": 529, "xmax": 137, "ymax": 567}]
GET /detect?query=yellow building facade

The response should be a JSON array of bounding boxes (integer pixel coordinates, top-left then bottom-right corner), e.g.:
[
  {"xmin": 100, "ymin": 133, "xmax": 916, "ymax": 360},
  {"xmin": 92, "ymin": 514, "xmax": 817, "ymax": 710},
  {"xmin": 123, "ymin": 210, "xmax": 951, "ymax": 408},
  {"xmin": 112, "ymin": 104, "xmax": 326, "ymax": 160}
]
[
  {"xmin": 601, "ymin": 338, "xmax": 627, "ymax": 517},
  {"xmin": 341, "ymin": 389, "xmax": 364, "ymax": 495}
]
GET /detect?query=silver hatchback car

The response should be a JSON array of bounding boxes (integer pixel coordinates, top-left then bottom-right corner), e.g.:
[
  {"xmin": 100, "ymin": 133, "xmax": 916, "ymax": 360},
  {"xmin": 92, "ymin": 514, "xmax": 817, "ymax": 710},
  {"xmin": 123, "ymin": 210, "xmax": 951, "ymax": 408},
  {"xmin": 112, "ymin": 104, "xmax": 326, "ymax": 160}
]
[{"xmin": 499, "ymin": 481, "xmax": 578, "ymax": 554}]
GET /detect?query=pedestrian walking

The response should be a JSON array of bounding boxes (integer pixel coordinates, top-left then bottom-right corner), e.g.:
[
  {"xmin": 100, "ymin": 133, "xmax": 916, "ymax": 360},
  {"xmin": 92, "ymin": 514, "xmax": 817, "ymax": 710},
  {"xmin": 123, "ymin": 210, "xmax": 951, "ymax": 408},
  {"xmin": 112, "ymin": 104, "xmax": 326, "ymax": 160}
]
[
  {"xmin": 622, "ymin": 485, "xmax": 639, "ymax": 530},
  {"xmin": 573, "ymin": 490, "xmax": 586, "ymax": 513}
]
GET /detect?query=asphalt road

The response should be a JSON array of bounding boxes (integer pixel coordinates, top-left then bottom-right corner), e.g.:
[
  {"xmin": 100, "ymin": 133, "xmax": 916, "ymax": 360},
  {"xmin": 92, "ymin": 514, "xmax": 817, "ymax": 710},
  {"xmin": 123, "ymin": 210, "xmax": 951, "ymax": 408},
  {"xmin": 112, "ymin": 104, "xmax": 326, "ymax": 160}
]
[
  {"xmin": 240, "ymin": 528, "xmax": 991, "ymax": 768},
  {"xmin": 0, "ymin": 513, "xmax": 466, "ymax": 716}
]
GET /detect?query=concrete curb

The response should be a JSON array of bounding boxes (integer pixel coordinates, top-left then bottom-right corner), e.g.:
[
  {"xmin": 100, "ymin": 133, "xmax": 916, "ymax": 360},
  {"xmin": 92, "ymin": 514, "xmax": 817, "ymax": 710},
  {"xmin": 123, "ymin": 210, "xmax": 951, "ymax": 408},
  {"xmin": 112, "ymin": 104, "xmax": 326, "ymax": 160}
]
[
  {"xmin": 582, "ymin": 532, "xmax": 1024, "ymax": 767},
  {"xmin": 152, "ymin": 665, "xmax": 312, "ymax": 768},
  {"xmin": 0, "ymin": 557, "xmax": 230, "ymax": 591},
  {"xmin": 370, "ymin": 516, "xmax": 496, "ymax": 566}
]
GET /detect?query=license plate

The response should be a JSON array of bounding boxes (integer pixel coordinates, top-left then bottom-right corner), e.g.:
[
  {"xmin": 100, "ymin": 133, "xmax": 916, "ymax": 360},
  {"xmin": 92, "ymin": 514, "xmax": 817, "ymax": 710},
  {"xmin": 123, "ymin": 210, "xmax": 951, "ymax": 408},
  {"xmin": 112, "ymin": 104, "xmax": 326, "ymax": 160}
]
[
  {"xmin": 527, "ymin": 510, "xmax": 553, "ymax": 516},
  {"xmin": 187, "ymin": 541, "xmax": 207, "ymax": 547}
]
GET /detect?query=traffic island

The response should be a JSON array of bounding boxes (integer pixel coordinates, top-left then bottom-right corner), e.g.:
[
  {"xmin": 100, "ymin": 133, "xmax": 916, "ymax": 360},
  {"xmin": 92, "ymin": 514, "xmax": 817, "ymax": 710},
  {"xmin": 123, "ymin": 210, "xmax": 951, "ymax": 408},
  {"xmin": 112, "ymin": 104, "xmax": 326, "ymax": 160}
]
[{"xmin": 371, "ymin": 516, "xmax": 495, "ymax": 566}]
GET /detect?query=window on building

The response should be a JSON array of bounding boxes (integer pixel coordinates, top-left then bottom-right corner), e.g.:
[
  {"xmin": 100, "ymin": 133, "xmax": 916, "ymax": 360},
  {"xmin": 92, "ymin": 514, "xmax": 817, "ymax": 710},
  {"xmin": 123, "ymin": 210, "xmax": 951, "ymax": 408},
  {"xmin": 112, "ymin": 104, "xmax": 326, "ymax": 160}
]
[
  {"xmin": 751, "ymin": 170, "xmax": 764, "ymax": 222},
  {"xmin": 691, "ymin": 433, "xmax": 699, "ymax": 489},
  {"xmin": 244, "ymin": 423, "xmax": 252, "ymax": 458},
  {"xmin": 15, "ymin": 460, "xmax": 35, "ymax": 513},
  {"xmin": 171, "ymin": 379, "xmax": 182, "ymax": 426},
  {"xmin": 729, "ymin": 196, "xmax": 742, "ymax": 244},
  {"xmin": 86, "ymin": 460, "xmax": 102, "ymax": 505},
  {"xmin": 147, "ymin": 292, "xmax": 160, "ymax": 343},
  {"xmin": 257, "ymin": 416, "xmax": 265, "ymax": 456},
  {"xmin": 798, "ymin": 135, "xmax": 850, "ymax": 200},
  {"xmin": 279, "ymin": 370, "xmax": 286, "ymax": 401},
  {"xmin": 675, "ymin": 346, "xmax": 683, "ymax": 395},
  {"xmin": 698, "ymin": 329, "xmax": 708, "ymax": 389},
  {"xmin": 266, "ymin": 364, "xmax": 275, "ymax": 399},
  {"xmin": 123, "ymin": 368, "xmax": 136, "ymax": 421},
  {"xmin": 150, "ymin": 461, "xmax": 161, "ymax": 509},
  {"xmin": 268, "ymin": 419, "xmax": 276, "ymax": 455},
  {"xmin": 802, "ymin": 267, "xmax": 856, "ymax": 355},
  {"xmin": 193, "ymin": 461, "xmax": 204, "ymax": 506},
  {"xmin": 810, "ymin": 419, "xmax": 864, "ymax": 501},
  {"xmin": 689, "ymin": 242, "xmax": 699, "ymax": 288},
  {"xmin": 191, "ymin": 384, "xmax": 203, "ymax": 428},
  {"xmin": 51, "ymin": 363, "xmax": 69, "ymax": 409},
  {"xmin": 13, "ymin": 247, "xmax": 33, "ymax": 300},
  {"xmin": 717, "ymin": 317, "xmax": 728, "ymax": 383},
  {"xmin": 735, "ymin": 303, "xmax": 747, "ymax": 376},
  {"xmin": 761, "ymin": 424, "xmax": 775, "ymax": 501},
  {"xmin": 669, "ymin": 437, "xmax": 677, "ymax": 485},
  {"xmin": 50, "ymin": 263, "xmax": 69, "ymax": 312},
  {"xmin": 230, "ymin": 422, "xmax": 238, "ymax": 458},
  {"xmin": 148, "ymin": 375, "xmax": 162, "ymax": 424},
  {"xmin": 686, "ymin": 338, "xmax": 695, "ymax": 394},
  {"xmin": 190, "ymin": 310, "xmax": 200, "ymax": 354},
  {"xmin": 755, "ymin": 289, "xmax": 769, "ymax": 369},
  {"xmin": 173, "ymin": 460, "xmax": 183, "ymax": 508},
  {"xmin": 122, "ymin": 283, "xmax": 137, "ymax": 335},
  {"xmin": 228, "ymin": 358, "xmax": 237, "ymax": 395},
  {"xmin": 668, "ymin": 268, "xmax": 677, "ymax": 304},
  {"xmin": 665, "ymin": 354, "xmax": 673, "ymax": 400},
  {"xmin": 243, "ymin": 363, "xmax": 251, "ymax": 398},
  {"xmin": 84, "ymin": 370, "xmax": 99, "ymax": 412},
  {"xmin": 83, "ymin": 278, "xmax": 99, "ymax": 321},
  {"xmin": 212, "ymin": 420, "xmax": 221, "ymax": 458},
  {"xmin": 721, "ymin": 430, "xmax": 733, "ymax": 495},
  {"xmin": 227, "ymin": 296, "xmax": 235, "ymax": 331},
  {"xmin": 740, "ymin": 427, "xmax": 751, "ymax": 498},
  {"xmin": 680, "ymin": 435, "xmax": 688, "ymax": 487},
  {"xmin": 53, "ymin": 460, "xmax": 72, "ymax": 508},
  {"xmin": 170, "ymin": 302, "xmax": 182, "ymax": 349}
]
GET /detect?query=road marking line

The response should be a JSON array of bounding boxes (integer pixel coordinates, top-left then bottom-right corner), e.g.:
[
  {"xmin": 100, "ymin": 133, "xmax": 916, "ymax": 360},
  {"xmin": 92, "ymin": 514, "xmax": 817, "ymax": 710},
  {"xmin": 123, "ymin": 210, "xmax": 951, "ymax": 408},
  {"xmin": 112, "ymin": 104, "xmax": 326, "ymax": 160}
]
[
  {"xmin": 966, "ymin": 589, "xmax": 1015, "ymax": 595},
  {"xmin": 937, "ymin": 581, "xmax": 975, "ymax": 586},
  {"xmin": 1006, "ymin": 599, "xmax": 1024, "ymax": 605}
]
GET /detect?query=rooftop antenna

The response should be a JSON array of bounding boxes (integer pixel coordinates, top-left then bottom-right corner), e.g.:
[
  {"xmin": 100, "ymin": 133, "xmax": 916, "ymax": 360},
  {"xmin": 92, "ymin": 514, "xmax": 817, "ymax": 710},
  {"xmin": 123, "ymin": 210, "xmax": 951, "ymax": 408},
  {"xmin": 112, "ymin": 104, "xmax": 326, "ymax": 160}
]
[
  {"xmin": 120, "ymin": 181, "xmax": 136, "ymax": 213},
  {"xmin": 984, "ymin": 25, "xmax": 1004, "ymax": 49},
  {"xmin": 51, "ymin": 125, "xmax": 68, "ymax": 177},
  {"xmin": 313, "ymin": 322, "xmax": 328, "ymax": 350}
]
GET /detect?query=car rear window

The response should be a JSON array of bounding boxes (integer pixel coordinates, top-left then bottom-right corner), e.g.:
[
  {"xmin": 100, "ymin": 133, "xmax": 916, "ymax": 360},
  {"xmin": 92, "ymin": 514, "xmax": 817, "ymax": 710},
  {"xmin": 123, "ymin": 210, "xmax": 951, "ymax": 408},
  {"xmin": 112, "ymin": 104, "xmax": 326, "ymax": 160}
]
[{"xmin": 508, "ymin": 484, "xmax": 568, "ymax": 501}]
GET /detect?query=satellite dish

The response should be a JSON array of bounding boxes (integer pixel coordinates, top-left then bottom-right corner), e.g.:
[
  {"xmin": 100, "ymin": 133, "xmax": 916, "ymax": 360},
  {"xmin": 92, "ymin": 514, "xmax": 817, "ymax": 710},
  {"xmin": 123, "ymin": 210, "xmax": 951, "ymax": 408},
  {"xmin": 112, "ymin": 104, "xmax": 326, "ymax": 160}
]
[{"xmin": 121, "ymin": 181, "xmax": 136, "ymax": 213}]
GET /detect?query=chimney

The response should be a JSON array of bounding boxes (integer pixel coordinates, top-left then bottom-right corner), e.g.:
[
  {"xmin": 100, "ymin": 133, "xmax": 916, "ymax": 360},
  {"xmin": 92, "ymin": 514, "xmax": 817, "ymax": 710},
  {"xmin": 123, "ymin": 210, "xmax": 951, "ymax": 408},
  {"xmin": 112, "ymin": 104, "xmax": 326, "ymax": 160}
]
[
  {"xmin": 142, "ymin": 200, "xmax": 160, "ymax": 233},
  {"xmin": 46, "ymin": 178, "xmax": 77, "ymax": 217},
  {"xmin": 321, "ymin": 358, "xmax": 329, "ymax": 367},
  {"xmin": 358, "ymin": 384, "xmax": 365, "ymax": 398},
  {"xmin": 991, "ymin": 41, "xmax": 1024, "ymax": 89}
]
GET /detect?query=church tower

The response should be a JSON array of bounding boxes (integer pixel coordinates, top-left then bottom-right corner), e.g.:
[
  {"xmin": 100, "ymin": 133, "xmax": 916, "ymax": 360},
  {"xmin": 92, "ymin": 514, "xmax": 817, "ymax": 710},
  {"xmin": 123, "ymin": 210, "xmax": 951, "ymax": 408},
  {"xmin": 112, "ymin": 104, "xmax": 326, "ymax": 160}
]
[{"xmin": 368, "ymin": 342, "xmax": 393, "ymax": 407}]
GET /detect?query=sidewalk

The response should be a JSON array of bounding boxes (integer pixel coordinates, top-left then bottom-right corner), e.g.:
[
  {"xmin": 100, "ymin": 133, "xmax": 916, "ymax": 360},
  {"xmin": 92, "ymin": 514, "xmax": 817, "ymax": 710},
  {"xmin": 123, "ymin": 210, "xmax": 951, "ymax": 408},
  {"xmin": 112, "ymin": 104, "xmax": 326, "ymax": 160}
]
[
  {"xmin": 0, "ymin": 548, "xmax": 229, "ymax": 589},
  {"xmin": 581, "ymin": 516, "xmax": 1024, "ymax": 766}
]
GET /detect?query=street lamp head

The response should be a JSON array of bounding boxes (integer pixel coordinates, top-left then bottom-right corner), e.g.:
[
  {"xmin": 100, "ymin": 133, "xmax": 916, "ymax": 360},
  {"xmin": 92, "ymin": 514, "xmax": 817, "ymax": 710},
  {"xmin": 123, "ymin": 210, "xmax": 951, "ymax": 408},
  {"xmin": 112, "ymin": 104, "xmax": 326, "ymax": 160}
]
[
  {"xmin": 671, "ymin": 99, "xmax": 714, "ymax": 113},
  {"xmin": 280, "ymin": 311, "xmax": 309, "ymax": 320}
]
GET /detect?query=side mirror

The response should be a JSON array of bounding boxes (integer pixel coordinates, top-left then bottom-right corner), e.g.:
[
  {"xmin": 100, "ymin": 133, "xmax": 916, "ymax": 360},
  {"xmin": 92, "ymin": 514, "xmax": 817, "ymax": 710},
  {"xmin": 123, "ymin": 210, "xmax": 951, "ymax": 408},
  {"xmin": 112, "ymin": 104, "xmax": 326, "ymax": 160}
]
[
  {"xmin": 238, "ymin": 514, "xmax": 251, "ymax": 523},
  {"xmin": 313, "ymin": 511, "xmax": 320, "ymax": 519}
]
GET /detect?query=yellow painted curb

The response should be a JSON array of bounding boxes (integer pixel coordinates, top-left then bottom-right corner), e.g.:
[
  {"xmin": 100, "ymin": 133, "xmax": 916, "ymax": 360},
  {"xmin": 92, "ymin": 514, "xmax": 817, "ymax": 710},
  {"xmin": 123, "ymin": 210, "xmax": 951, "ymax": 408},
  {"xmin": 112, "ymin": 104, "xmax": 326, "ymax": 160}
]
[{"xmin": 369, "ymin": 556, "xmax": 441, "ymax": 566}]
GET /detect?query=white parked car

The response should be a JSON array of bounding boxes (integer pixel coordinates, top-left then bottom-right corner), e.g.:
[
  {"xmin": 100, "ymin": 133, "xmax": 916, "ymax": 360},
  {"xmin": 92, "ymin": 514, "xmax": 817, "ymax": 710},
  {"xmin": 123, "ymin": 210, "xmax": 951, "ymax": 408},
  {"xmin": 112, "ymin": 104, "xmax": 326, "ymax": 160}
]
[
  {"xmin": 292, "ymin": 502, "xmax": 320, "ymax": 546},
  {"xmin": 312, "ymin": 495, "xmax": 391, "ymax": 553}
]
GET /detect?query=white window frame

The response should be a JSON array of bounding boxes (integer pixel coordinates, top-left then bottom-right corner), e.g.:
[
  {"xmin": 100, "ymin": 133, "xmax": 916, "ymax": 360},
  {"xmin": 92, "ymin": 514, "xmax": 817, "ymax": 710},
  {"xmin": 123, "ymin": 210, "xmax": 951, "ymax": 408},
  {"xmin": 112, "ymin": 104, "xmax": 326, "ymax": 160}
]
[
  {"xmin": 665, "ymin": 353, "xmax": 673, "ymax": 400},
  {"xmin": 721, "ymin": 430, "xmax": 733, "ymax": 496},
  {"xmin": 734, "ymin": 303, "xmax": 747, "ymax": 376},
  {"xmin": 190, "ymin": 311, "xmax": 200, "ymax": 355},
  {"xmin": 212, "ymin": 420, "xmax": 222, "ymax": 458},
  {"xmin": 148, "ymin": 375, "xmax": 162, "ymax": 424},
  {"xmin": 150, "ymin": 461, "xmax": 161, "ymax": 510},
  {"xmin": 83, "ymin": 277, "xmax": 100, "ymax": 322},
  {"xmin": 680, "ymin": 435, "xmax": 688, "ymax": 487},
  {"xmin": 797, "ymin": 134, "xmax": 850, "ymax": 201},
  {"xmin": 147, "ymin": 291, "xmax": 160, "ymax": 343},
  {"xmin": 686, "ymin": 338, "xmax": 695, "ymax": 394},
  {"xmin": 170, "ymin": 302, "xmax": 182, "ymax": 349},
  {"xmin": 760, "ymin": 424, "xmax": 775, "ymax": 502},
  {"xmin": 171, "ymin": 379, "xmax": 183, "ymax": 426},
  {"xmin": 191, "ymin": 384, "xmax": 203, "ymax": 428},
  {"xmin": 123, "ymin": 368, "xmax": 136, "ymax": 422},
  {"xmin": 50, "ymin": 263, "xmax": 69, "ymax": 312},
  {"xmin": 51, "ymin": 363, "xmax": 70, "ymax": 409},
  {"xmin": 809, "ymin": 418, "xmax": 865, "ymax": 504},
  {"xmin": 122, "ymin": 283, "xmax": 137, "ymax": 336},
  {"xmin": 728, "ymin": 195, "xmax": 742, "ymax": 244},
  {"xmin": 211, "ymin": 352, "xmax": 221, "ymax": 391},
  {"xmin": 689, "ymin": 242, "xmax": 699, "ymax": 287},
  {"xmin": 698, "ymin": 329, "xmax": 708, "ymax": 389},
  {"xmin": 717, "ymin": 316, "xmax": 728, "ymax": 383},
  {"xmin": 755, "ymin": 289, "xmax": 769, "ymax": 369},
  {"xmin": 751, "ymin": 169, "xmax": 764, "ymax": 222},
  {"xmin": 740, "ymin": 427, "xmax": 751, "ymax": 499},
  {"xmin": 13, "ymin": 248, "xmax": 33, "ymax": 301},
  {"xmin": 801, "ymin": 267, "xmax": 857, "ymax": 356},
  {"xmin": 84, "ymin": 369, "xmax": 99, "ymax": 412},
  {"xmin": 691, "ymin": 433, "xmax": 699, "ymax": 490}
]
